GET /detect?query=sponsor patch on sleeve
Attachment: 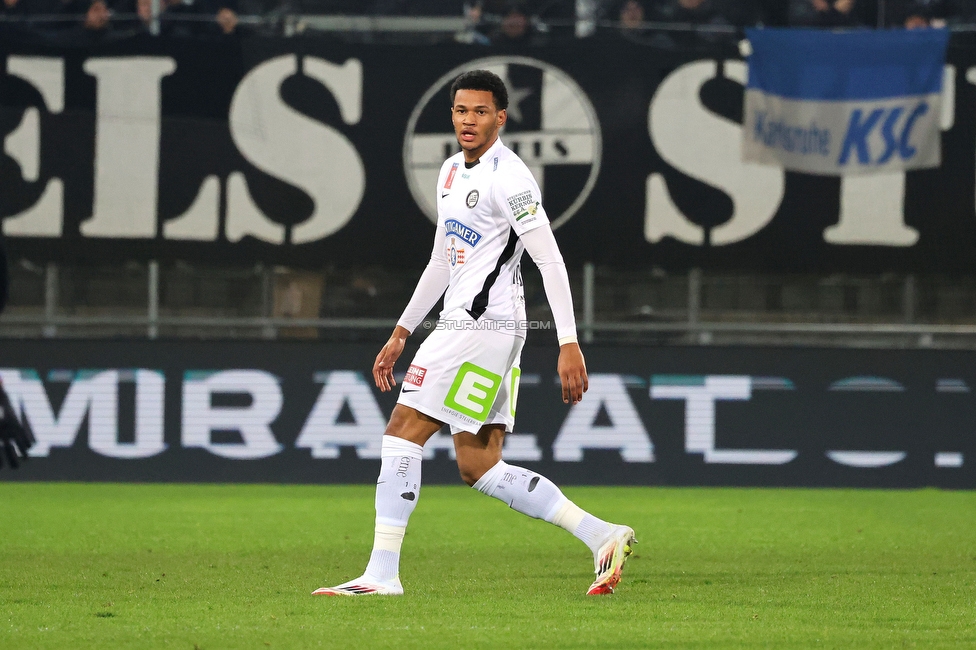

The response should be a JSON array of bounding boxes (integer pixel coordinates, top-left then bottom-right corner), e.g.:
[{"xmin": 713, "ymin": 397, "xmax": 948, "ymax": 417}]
[
  {"xmin": 444, "ymin": 162, "xmax": 459, "ymax": 189},
  {"xmin": 404, "ymin": 364, "xmax": 427, "ymax": 387},
  {"xmin": 507, "ymin": 190, "xmax": 539, "ymax": 222}
]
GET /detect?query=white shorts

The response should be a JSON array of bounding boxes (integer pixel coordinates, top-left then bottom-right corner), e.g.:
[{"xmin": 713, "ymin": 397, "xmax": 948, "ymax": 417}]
[{"xmin": 397, "ymin": 325, "xmax": 524, "ymax": 435}]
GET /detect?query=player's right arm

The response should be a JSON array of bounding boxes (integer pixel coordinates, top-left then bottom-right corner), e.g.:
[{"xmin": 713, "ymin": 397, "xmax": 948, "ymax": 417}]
[
  {"xmin": 520, "ymin": 225, "xmax": 588, "ymax": 405},
  {"xmin": 373, "ymin": 223, "xmax": 451, "ymax": 391}
]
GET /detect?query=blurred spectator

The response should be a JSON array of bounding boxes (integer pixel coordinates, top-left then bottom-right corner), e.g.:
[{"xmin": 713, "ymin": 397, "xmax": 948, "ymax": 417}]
[
  {"xmin": 1, "ymin": 0, "xmax": 33, "ymax": 40},
  {"xmin": 456, "ymin": 1, "xmax": 492, "ymax": 43},
  {"xmin": 2, "ymin": 0, "xmax": 30, "ymax": 19},
  {"xmin": 903, "ymin": 11, "xmax": 928, "ymax": 25},
  {"xmin": 57, "ymin": 0, "xmax": 128, "ymax": 44},
  {"xmin": 498, "ymin": 3, "xmax": 527, "ymax": 37},
  {"xmin": 106, "ymin": 0, "xmax": 160, "ymax": 35},
  {"xmin": 895, "ymin": 0, "xmax": 958, "ymax": 27},
  {"xmin": 106, "ymin": 0, "xmax": 240, "ymax": 37},
  {"xmin": 481, "ymin": 0, "xmax": 537, "ymax": 14},
  {"xmin": 150, "ymin": 0, "xmax": 240, "ymax": 38},
  {"xmin": 789, "ymin": 0, "xmax": 878, "ymax": 27},
  {"xmin": 648, "ymin": 0, "xmax": 744, "ymax": 46},
  {"xmin": 157, "ymin": 0, "xmax": 198, "ymax": 37},
  {"xmin": 489, "ymin": 3, "xmax": 546, "ymax": 44},
  {"xmin": 215, "ymin": 3, "xmax": 237, "ymax": 33},
  {"xmin": 655, "ymin": 0, "xmax": 755, "ymax": 26},
  {"xmin": 84, "ymin": 0, "xmax": 110, "ymax": 28},
  {"xmin": 664, "ymin": 0, "xmax": 725, "ymax": 23},
  {"xmin": 618, "ymin": 0, "xmax": 645, "ymax": 30},
  {"xmin": 287, "ymin": 0, "xmax": 357, "ymax": 13},
  {"xmin": 198, "ymin": 0, "xmax": 242, "ymax": 37},
  {"xmin": 134, "ymin": 0, "xmax": 151, "ymax": 27},
  {"xmin": 614, "ymin": 0, "xmax": 676, "ymax": 45},
  {"xmin": 371, "ymin": 0, "xmax": 464, "ymax": 14}
]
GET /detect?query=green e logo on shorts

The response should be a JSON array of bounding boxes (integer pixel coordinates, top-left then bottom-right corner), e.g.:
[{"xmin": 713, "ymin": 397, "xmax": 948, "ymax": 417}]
[
  {"xmin": 444, "ymin": 362, "xmax": 502, "ymax": 421},
  {"xmin": 510, "ymin": 367, "xmax": 521, "ymax": 417}
]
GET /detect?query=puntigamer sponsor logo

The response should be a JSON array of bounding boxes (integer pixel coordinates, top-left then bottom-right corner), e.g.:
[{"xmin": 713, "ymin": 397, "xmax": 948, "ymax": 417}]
[{"xmin": 444, "ymin": 219, "xmax": 482, "ymax": 247}]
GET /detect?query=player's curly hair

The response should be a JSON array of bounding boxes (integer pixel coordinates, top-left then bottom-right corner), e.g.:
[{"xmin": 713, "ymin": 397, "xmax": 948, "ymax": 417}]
[{"xmin": 449, "ymin": 70, "xmax": 509, "ymax": 111}]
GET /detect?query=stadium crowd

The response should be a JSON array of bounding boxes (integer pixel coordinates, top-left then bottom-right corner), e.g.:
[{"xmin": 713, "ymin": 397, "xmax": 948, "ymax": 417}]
[
  {"xmin": 0, "ymin": 0, "xmax": 242, "ymax": 42},
  {"xmin": 0, "ymin": 0, "xmax": 973, "ymax": 45}
]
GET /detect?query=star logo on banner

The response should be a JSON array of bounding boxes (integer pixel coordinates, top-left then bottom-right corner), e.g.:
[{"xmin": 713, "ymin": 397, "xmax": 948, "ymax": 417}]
[
  {"xmin": 504, "ymin": 83, "xmax": 533, "ymax": 124},
  {"xmin": 405, "ymin": 57, "xmax": 602, "ymax": 230}
]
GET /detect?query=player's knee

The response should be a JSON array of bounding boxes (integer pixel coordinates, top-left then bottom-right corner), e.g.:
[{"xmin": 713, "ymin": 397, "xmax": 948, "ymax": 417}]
[
  {"xmin": 457, "ymin": 460, "xmax": 486, "ymax": 487},
  {"xmin": 457, "ymin": 465, "xmax": 480, "ymax": 487}
]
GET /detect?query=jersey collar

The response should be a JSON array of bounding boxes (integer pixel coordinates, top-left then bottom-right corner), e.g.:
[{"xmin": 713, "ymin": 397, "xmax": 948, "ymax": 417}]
[{"xmin": 466, "ymin": 136, "xmax": 504, "ymax": 169}]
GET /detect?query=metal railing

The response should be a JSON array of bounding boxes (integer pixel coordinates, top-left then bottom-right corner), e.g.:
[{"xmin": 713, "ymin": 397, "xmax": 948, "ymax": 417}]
[
  {"xmin": 5, "ymin": 11, "xmax": 976, "ymax": 42},
  {"xmin": 5, "ymin": 260, "xmax": 976, "ymax": 348}
]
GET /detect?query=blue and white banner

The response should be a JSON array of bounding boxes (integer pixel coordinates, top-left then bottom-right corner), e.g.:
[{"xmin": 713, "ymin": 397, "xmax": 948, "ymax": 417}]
[{"xmin": 743, "ymin": 28, "xmax": 950, "ymax": 175}]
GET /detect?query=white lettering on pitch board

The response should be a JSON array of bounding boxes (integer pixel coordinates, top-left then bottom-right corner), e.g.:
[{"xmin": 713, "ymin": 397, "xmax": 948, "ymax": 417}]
[
  {"xmin": 181, "ymin": 370, "xmax": 283, "ymax": 459},
  {"xmin": 0, "ymin": 368, "xmax": 166, "ymax": 458},
  {"xmin": 295, "ymin": 371, "xmax": 385, "ymax": 459},
  {"xmin": 0, "ymin": 368, "xmax": 964, "ymax": 468},
  {"xmin": 552, "ymin": 374, "xmax": 654, "ymax": 462},
  {"xmin": 650, "ymin": 375, "xmax": 796, "ymax": 464}
]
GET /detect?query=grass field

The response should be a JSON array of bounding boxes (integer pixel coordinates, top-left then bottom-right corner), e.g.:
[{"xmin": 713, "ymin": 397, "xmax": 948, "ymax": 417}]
[{"xmin": 0, "ymin": 483, "xmax": 973, "ymax": 649}]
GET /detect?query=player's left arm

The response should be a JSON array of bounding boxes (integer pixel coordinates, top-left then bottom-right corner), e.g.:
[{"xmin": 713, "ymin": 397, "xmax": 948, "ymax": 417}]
[
  {"xmin": 520, "ymin": 225, "xmax": 588, "ymax": 405},
  {"xmin": 493, "ymin": 164, "xmax": 587, "ymax": 404}
]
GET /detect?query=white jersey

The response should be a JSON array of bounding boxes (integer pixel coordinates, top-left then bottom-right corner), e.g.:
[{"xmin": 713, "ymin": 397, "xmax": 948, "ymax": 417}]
[{"xmin": 435, "ymin": 137, "xmax": 548, "ymax": 334}]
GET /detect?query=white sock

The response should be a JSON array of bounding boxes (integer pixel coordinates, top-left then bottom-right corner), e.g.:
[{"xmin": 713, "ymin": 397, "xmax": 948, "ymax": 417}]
[
  {"xmin": 551, "ymin": 501, "xmax": 615, "ymax": 554},
  {"xmin": 473, "ymin": 460, "xmax": 614, "ymax": 554},
  {"xmin": 363, "ymin": 436, "xmax": 423, "ymax": 582}
]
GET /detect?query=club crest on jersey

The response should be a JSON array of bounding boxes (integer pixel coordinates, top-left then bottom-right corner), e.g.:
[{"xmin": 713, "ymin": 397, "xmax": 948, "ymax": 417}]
[
  {"xmin": 444, "ymin": 219, "xmax": 482, "ymax": 247},
  {"xmin": 444, "ymin": 162, "xmax": 459, "ymax": 189},
  {"xmin": 446, "ymin": 237, "xmax": 466, "ymax": 266},
  {"xmin": 466, "ymin": 190, "xmax": 480, "ymax": 208}
]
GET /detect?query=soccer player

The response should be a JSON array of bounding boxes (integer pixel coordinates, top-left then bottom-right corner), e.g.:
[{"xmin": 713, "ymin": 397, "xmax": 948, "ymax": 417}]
[{"xmin": 313, "ymin": 70, "xmax": 635, "ymax": 597}]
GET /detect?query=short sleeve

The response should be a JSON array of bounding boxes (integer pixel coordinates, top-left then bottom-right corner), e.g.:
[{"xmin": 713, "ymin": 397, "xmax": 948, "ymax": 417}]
[{"xmin": 492, "ymin": 163, "xmax": 549, "ymax": 236}]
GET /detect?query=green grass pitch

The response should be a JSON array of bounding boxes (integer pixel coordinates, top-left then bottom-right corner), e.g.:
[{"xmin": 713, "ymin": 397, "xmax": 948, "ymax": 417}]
[{"xmin": 0, "ymin": 483, "xmax": 973, "ymax": 649}]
